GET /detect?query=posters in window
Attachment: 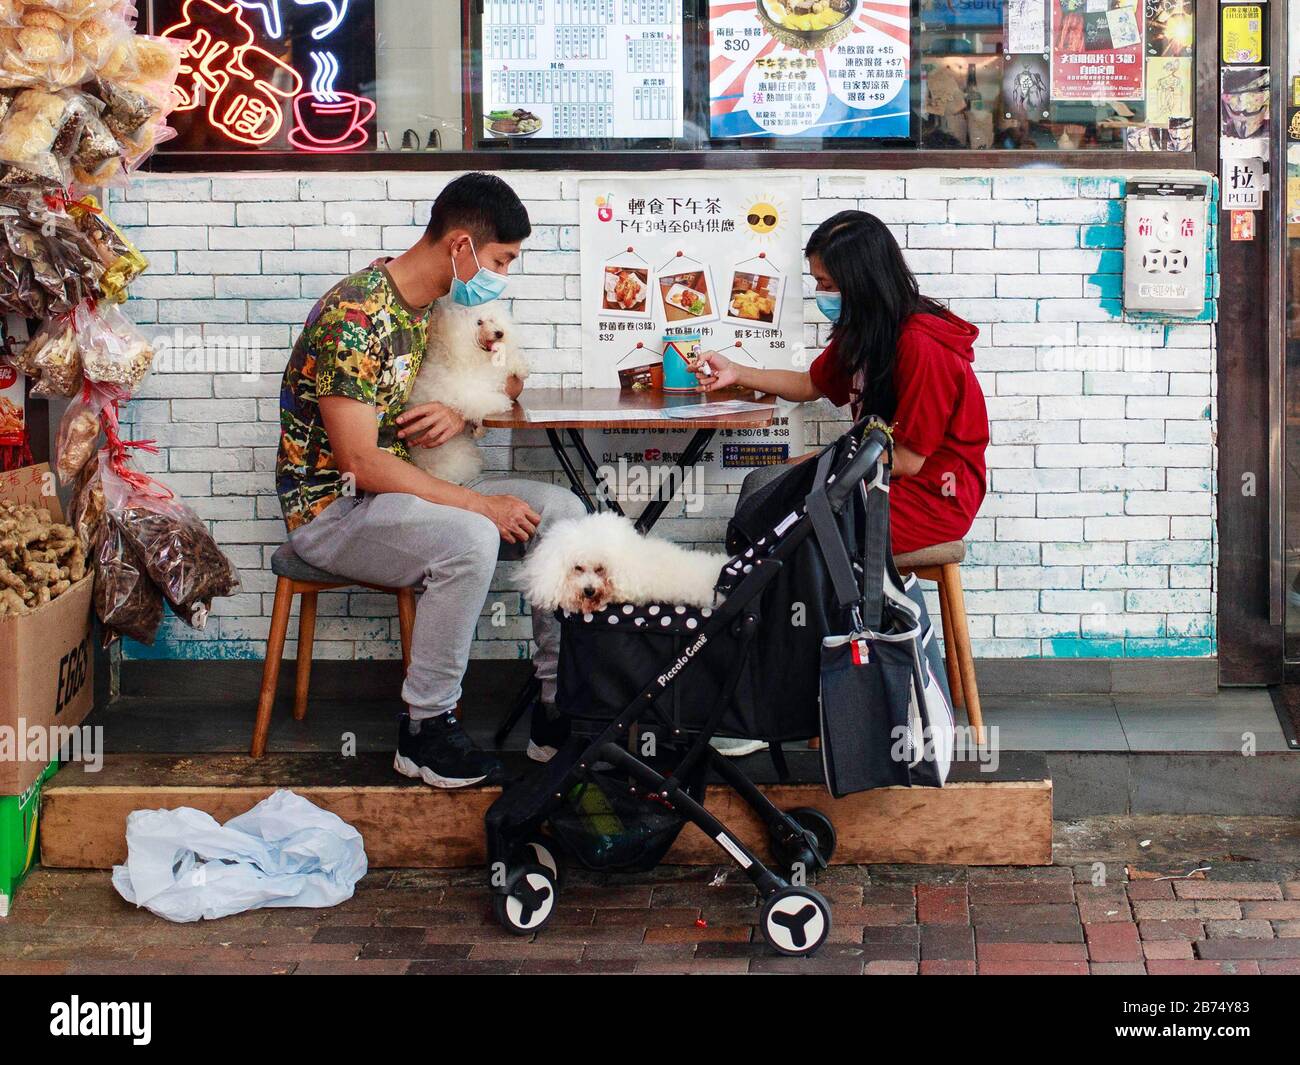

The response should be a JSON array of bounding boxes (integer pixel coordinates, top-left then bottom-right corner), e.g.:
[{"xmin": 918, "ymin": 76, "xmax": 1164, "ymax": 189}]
[
  {"xmin": 1144, "ymin": 56, "xmax": 1192, "ymax": 127},
  {"xmin": 1220, "ymin": 5, "xmax": 1264, "ymax": 66},
  {"xmin": 1050, "ymin": 0, "xmax": 1146, "ymax": 101},
  {"xmin": 577, "ymin": 177, "xmax": 805, "ymax": 483},
  {"xmin": 1220, "ymin": 66, "xmax": 1269, "ymax": 159},
  {"xmin": 709, "ymin": 0, "xmax": 910, "ymax": 138},
  {"xmin": 1006, "ymin": 0, "xmax": 1047, "ymax": 53},
  {"xmin": 1002, "ymin": 54, "xmax": 1050, "ymax": 120},
  {"xmin": 480, "ymin": 0, "xmax": 684, "ymax": 141},
  {"xmin": 1145, "ymin": 0, "xmax": 1194, "ymax": 57}
]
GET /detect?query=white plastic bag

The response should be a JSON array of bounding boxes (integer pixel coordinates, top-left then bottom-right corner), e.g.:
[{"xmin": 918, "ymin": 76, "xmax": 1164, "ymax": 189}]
[{"xmin": 111, "ymin": 790, "xmax": 368, "ymax": 923}]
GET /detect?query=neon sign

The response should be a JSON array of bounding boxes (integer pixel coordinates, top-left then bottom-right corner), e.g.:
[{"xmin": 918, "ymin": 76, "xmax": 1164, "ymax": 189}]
[{"xmin": 156, "ymin": 0, "xmax": 375, "ymax": 151}]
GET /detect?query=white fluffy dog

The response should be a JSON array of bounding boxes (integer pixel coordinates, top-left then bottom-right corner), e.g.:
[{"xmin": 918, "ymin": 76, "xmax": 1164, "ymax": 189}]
[
  {"xmin": 406, "ymin": 300, "xmax": 530, "ymax": 484},
  {"xmin": 522, "ymin": 512, "xmax": 730, "ymax": 613}
]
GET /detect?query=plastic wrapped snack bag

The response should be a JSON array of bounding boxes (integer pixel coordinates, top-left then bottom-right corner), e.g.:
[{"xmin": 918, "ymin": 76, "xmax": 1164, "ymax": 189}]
[
  {"xmin": 55, "ymin": 379, "xmax": 124, "ymax": 483},
  {"xmin": 92, "ymin": 516, "xmax": 163, "ymax": 645},
  {"xmin": 0, "ymin": 7, "xmax": 78, "ymax": 90},
  {"xmin": 67, "ymin": 194, "xmax": 147, "ymax": 300},
  {"xmin": 100, "ymin": 452, "xmax": 240, "ymax": 630},
  {"xmin": 20, "ymin": 313, "xmax": 82, "ymax": 397},
  {"xmin": 112, "ymin": 790, "xmax": 368, "ymax": 923},
  {"xmin": 69, "ymin": 453, "xmax": 106, "ymax": 549},
  {"xmin": 0, "ymin": 88, "xmax": 74, "ymax": 184},
  {"xmin": 74, "ymin": 299, "xmax": 154, "ymax": 390}
]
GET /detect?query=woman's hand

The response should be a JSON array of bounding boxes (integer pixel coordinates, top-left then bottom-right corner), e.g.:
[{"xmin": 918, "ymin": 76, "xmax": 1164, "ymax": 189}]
[
  {"xmin": 396, "ymin": 402, "xmax": 466, "ymax": 448},
  {"xmin": 689, "ymin": 349, "xmax": 742, "ymax": 392}
]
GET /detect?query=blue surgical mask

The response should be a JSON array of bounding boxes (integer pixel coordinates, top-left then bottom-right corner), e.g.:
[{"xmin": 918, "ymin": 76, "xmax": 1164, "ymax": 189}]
[
  {"xmin": 815, "ymin": 291, "xmax": 842, "ymax": 323},
  {"xmin": 450, "ymin": 240, "xmax": 508, "ymax": 306}
]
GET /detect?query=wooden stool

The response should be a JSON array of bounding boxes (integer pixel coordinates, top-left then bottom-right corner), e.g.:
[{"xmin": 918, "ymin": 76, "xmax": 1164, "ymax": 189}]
[
  {"xmin": 893, "ymin": 540, "xmax": 984, "ymax": 745},
  {"xmin": 250, "ymin": 543, "xmax": 416, "ymax": 758}
]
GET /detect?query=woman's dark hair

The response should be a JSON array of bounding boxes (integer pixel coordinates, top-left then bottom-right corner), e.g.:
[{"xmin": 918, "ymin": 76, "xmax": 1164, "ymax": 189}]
[
  {"xmin": 805, "ymin": 210, "xmax": 946, "ymax": 420},
  {"xmin": 427, "ymin": 173, "xmax": 532, "ymax": 245}
]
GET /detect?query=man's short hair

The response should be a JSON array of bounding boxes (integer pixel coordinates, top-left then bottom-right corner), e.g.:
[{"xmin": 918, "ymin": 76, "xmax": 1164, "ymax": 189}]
[{"xmin": 426, "ymin": 173, "xmax": 531, "ymax": 245}]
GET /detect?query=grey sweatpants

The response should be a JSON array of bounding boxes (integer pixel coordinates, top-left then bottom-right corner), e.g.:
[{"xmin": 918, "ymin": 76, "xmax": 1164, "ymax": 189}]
[{"xmin": 289, "ymin": 477, "xmax": 586, "ymax": 718}]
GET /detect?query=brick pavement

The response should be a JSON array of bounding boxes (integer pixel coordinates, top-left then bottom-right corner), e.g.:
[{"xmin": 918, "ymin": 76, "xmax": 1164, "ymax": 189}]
[{"xmin": 3, "ymin": 862, "xmax": 1298, "ymax": 975}]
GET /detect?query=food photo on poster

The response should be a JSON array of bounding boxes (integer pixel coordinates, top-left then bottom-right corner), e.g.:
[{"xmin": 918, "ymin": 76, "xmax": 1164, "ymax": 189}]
[{"xmin": 709, "ymin": 0, "xmax": 910, "ymax": 139}]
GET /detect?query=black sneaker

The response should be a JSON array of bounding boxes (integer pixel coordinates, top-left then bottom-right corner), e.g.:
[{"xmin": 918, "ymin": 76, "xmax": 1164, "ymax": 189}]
[
  {"xmin": 526, "ymin": 698, "xmax": 570, "ymax": 764},
  {"xmin": 394, "ymin": 712, "xmax": 505, "ymax": 788}
]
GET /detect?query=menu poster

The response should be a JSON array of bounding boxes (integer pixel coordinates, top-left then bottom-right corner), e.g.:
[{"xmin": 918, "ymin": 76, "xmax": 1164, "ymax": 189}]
[
  {"xmin": 709, "ymin": 0, "xmax": 910, "ymax": 138},
  {"xmin": 1050, "ymin": 0, "xmax": 1145, "ymax": 101},
  {"xmin": 577, "ymin": 177, "xmax": 805, "ymax": 483},
  {"xmin": 480, "ymin": 0, "xmax": 684, "ymax": 141}
]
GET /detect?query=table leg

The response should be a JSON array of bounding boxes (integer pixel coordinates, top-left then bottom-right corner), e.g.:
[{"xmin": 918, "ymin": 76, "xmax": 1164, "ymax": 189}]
[
  {"xmin": 635, "ymin": 429, "xmax": 715, "ymax": 534},
  {"xmin": 566, "ymin": 428, "xmax": 625, "ymax": 517},
  {"xmin": 545, "ymin": 428, "xmax": 598, "ymax": 514}
]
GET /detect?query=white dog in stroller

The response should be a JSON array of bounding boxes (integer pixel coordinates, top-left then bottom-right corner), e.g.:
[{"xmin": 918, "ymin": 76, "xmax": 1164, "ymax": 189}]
[
  {"xmin": 405, "ymin": 300, "xmax": 529, "ymax": 484},
  {"xmin": 521, "ymin": 512, "xmax": 730, "ymax": 613}
]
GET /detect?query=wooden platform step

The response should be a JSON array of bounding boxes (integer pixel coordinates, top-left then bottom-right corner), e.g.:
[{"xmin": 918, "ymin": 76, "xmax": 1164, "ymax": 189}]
[{"xmin": 41, "ymin": 752, "xmax": 1053, "ymax": 869}]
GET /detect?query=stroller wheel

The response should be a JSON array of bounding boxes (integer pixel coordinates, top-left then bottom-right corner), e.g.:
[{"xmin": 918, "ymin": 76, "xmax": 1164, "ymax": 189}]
[
  {"xmin": 760, "ymin": 886, "xmax": 832, "ymax": 957},
  {"xmin": 773, "ymin": 807, "xmax": 837, "ymax": 875},
  {"xmin": 492, "ymin": 864, "xmax": 558, "ymax": 936},
  {"xmin": 515, "ymin": 834, "xmax": 565, "ymax": 888}
]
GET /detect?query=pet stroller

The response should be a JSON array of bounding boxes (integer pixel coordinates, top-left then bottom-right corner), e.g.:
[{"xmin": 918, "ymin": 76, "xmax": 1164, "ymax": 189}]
[{"xmin": 484, "ymin": 417, "xmax": 899, "ymax": 956}]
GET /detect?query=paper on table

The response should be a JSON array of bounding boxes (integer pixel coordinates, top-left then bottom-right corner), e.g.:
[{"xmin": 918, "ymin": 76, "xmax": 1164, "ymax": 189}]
[
  {"xmin": 660, "ymin": 400, "xmax": 773, "ymax": 419},
  {"xmin": 524, "ymin": 408, "xmax": 671, "ymax": 423}
]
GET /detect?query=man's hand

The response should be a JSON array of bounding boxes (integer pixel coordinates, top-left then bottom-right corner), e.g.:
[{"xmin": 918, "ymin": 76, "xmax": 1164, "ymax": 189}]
[
  {"xmin": 474, "ymin": 494, "xmax": 541, "ymax": 543},
  {"xmin": 397, "ymin": 402, "xmax": 466, "ymax": 448}
]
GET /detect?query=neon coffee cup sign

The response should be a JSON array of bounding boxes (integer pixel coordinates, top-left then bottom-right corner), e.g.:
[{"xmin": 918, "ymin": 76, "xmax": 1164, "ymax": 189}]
[{"xmin": 156, "ymin": 0, "xmax": 377, "ymax": 152}]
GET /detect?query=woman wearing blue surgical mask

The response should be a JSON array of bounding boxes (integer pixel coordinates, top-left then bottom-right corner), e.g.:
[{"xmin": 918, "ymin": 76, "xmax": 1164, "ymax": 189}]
[{"xmin": 694, "ymin": 209, "xmax": 989, "ymax": 558}]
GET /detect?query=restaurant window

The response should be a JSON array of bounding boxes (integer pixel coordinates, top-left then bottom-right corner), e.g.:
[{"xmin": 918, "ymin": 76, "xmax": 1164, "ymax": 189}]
[{"xmin": 144, "ymin": 0, "xmax": 1196, "ymax": 158}]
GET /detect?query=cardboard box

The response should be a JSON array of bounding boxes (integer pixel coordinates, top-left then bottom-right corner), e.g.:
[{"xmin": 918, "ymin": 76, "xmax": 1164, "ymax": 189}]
[
  {"xmin": 0, "ymin": 465, "xmax": 94, "ymax": 796},
  {"xmin": 0, "ymin": 759, "xmax": 56, "ymax": 917}
]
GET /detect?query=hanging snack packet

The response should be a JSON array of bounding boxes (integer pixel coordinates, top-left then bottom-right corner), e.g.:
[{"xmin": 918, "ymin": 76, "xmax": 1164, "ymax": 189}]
[
  {"xmin": 0, "ymin": 88, "xmax": 72, "ymax": 184},
  {"xmin": 22, "ymin": 313, "xmax": 82, "ymax": 397},
  {"xmin": 100, "ymin": 455, "xmax": 241, "ymax": 630},
  {"xmin": 74, "ymin": 300, "xmax": 154, "ymax": 390},
  {"xmin": 93, "ymin": 518, "xmax": 163, "ymax": 645},
  {"xmin": 0, "ymin": 8, "xmax": 78, "ymax": 90},
  {"xmin": 66, "ymin": 194, "xmax": 147, "ymax": 300},
  {"xmin": 55, "ymin": 379, "xmax": 124, "ymax": 484},
  {"xmin": 69, "ymin": 453, "xmax": 106, "ymax": 549}
]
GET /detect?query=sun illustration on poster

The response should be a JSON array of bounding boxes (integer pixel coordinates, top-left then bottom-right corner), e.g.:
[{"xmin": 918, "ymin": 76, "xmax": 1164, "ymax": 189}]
[{"xmin": 744, "ymin": 195, "xmax": 787, "ymax": 241}]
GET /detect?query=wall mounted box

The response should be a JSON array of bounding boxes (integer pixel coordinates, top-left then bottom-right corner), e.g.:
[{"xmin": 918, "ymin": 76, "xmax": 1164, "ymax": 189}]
[{"xmin": 1123, "ymin": 179, "xmax": 1210, "ymax": 316}]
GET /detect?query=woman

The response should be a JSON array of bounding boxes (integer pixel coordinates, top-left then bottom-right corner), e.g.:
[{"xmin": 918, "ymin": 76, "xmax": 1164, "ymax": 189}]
[{"xmin": 697, "ymin": 209, "xmax": 989, "ymax": 556}]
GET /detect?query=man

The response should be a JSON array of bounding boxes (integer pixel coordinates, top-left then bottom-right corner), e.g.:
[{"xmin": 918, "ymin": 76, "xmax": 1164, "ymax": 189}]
[{"xmin": 276, "ymin": 172, "xmax": 582, "ymax": 788}]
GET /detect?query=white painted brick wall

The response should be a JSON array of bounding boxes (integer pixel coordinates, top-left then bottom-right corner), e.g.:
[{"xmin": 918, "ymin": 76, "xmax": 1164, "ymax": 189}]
[{"xmin": 111, "ymin": 168, "xmax": 1218, "ymax": 663}]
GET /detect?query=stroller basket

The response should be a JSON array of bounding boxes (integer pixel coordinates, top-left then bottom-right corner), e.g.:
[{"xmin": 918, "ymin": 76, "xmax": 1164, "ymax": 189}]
[{"xmin": 547, "ymin": 767, "xmax": 698, "ymax": 872}]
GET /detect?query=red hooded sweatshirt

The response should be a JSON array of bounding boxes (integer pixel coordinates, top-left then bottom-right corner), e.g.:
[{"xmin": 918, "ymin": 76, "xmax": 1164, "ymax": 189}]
[{"xmin": 809, "ymin": 310, "xmax": 988, "ymax": 554}]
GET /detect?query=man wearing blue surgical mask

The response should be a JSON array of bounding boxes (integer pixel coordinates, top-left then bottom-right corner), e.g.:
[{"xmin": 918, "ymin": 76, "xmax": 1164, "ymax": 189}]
[{"xmin": 277, "ymin": 173, "xmax": 585, "ymax": 788}]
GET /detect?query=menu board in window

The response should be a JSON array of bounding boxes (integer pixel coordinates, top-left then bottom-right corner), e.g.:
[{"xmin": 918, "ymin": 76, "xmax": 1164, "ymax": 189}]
[
  {"xmin": 708, "ymin": 0, "xmax": 911, "ymax": 138},
  {"xmin": 479, "ymin": 0, "xmax": 685, "ymax": 141}
]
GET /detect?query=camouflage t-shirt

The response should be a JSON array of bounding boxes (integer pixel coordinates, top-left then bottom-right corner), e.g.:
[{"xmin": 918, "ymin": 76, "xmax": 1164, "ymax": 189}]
[{"xmin": 276, "ymin": 263, "xmax": 430, "ymax": 531}]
